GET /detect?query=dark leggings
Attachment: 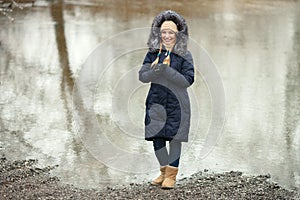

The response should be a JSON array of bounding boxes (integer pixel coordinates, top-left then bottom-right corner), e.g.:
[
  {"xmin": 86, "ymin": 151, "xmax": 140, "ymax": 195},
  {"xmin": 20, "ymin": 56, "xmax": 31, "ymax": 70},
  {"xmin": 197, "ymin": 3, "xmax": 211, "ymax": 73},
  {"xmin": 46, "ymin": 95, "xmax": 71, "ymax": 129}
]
[{"xmin": 153, "ymin": 138, "xmax": 182, "ymax": 167}]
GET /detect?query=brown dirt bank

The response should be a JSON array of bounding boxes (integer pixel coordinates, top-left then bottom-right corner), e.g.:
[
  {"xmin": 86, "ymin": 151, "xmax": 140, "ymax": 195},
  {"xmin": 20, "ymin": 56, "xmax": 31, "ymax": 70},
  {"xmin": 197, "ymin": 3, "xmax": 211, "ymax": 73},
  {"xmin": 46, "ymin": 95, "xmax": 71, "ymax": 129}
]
[{"xmin": 1, "ymin": 156, "xmax": 299, "ymax": 200}]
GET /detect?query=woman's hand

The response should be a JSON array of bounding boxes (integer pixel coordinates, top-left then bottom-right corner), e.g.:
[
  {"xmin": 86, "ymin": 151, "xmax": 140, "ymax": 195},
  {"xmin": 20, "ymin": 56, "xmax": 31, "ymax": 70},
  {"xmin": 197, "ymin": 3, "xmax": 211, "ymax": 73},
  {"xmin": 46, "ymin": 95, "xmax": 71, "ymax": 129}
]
[{"xmin": 152, "ymin": 63, "xmax": 168, "ymax": 74}]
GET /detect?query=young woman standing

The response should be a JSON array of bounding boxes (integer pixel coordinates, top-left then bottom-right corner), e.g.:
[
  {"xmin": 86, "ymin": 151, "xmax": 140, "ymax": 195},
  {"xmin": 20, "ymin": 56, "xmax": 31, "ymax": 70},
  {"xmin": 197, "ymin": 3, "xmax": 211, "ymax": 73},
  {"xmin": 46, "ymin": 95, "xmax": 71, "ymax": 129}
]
[{"xmin": 139, "ymin": 10, "xmax": 194, "ymax": 189}]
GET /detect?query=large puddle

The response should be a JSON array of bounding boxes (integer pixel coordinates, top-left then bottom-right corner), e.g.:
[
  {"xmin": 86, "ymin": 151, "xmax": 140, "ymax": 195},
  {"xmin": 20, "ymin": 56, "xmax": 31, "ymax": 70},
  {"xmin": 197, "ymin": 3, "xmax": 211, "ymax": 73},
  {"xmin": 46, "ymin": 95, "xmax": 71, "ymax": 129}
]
[{"xmin": 0, "ymin": 0, "xmax": 299, "ymax": 190}]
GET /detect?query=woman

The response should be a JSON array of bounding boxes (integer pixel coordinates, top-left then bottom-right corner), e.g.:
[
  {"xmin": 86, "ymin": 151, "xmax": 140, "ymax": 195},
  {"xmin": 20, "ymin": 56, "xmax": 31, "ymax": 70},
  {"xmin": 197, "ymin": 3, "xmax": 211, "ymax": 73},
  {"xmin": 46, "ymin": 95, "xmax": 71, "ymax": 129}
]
[{"xmin": 139, "ymin": 10, "xmax": 194, "ymax": 189}]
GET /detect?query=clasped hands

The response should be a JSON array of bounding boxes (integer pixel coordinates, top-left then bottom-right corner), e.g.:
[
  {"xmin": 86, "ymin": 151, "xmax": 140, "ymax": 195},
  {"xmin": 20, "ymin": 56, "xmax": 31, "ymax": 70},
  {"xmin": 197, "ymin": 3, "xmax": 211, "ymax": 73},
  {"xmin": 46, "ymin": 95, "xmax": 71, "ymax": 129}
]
[{"xmin": 152, "ymin": 63, "xmax": 168, "ymax": 74}]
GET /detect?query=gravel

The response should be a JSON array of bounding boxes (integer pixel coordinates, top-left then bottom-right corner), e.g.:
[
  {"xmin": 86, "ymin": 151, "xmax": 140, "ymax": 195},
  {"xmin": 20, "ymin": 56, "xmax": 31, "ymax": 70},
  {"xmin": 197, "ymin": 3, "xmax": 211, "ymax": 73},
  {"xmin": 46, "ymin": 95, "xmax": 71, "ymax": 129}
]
[{"xmin": 1, "ymin": 156, "xmax": 299, "ymax": 200}]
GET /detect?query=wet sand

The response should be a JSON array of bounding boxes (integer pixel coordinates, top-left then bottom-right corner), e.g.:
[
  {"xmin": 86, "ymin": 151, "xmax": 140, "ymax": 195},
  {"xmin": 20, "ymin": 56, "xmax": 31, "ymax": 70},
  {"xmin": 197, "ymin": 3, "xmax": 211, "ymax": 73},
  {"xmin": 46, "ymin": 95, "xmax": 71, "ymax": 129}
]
[{"xmin": 1, "ymin": 156, "xmax": 299, "ymax": 200}]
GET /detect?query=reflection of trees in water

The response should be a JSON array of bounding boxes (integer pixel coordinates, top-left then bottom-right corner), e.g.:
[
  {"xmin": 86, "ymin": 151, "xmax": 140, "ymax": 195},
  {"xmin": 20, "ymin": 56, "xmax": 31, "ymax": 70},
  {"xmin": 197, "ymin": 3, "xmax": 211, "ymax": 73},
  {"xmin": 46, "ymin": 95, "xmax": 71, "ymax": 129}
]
[
  {"xmin": 0, "ymin": 0, "xmax": 35, "ymax": 21},
  {"xmin": 49, "ymin": 1, "xmax": 106, "ymax": 166},
  {"xmin": 50, "ymin": 0, "xmax": 85, "ymax": 156},
  {"xmin": 50, "ymin": 0, "xmax": 73, "ymax": 131}
]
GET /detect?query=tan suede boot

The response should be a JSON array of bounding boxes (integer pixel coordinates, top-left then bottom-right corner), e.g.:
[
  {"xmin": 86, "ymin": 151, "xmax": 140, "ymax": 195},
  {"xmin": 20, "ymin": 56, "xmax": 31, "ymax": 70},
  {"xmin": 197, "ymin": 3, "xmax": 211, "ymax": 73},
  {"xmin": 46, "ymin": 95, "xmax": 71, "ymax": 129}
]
[
  {"xmin": 161, "ymin": 165, "xmax": 178, "ymax": 189},
  {"xmin": 151, "ymin": 166, "xmax": 166, "ymax": 186}
]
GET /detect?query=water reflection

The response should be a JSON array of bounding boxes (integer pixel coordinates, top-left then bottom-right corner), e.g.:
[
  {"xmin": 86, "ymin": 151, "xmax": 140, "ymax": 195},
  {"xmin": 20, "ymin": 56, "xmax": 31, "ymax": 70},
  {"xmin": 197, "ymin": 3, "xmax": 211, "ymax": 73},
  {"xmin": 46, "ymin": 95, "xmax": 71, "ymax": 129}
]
[
  {"xmin": 284, "ymin": 10, "xmax": 300, "ymax": 189},
  {"xmin": 0, "ymin": 0, "xmax": 299, "ymax": 190}
]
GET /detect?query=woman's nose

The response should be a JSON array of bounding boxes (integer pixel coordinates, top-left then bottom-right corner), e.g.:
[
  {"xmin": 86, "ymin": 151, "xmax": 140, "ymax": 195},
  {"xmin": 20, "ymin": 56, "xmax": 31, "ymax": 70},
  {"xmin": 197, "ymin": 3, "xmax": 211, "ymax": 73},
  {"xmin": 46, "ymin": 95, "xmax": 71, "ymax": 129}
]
[{"xmin": 164, "ymin": 33, "xmax": 170, "ymax": 38}]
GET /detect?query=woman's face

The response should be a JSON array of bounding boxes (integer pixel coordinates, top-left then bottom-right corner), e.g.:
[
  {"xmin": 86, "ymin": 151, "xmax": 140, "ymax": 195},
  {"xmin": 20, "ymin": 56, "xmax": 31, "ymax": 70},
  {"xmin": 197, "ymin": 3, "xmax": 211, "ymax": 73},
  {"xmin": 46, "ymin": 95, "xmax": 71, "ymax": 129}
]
[{"xmin": 161, "ymin": 29, "xmax": 176, "ymax": 48}]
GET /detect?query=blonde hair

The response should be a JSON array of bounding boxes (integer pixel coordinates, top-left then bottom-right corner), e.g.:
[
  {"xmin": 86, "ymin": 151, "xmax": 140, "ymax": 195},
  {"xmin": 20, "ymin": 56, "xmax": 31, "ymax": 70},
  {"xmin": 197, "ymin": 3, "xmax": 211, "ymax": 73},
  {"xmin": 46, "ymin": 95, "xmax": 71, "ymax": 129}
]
[{"xmin": 151, "ymin": 41, "xmax": 174, "ymax": 68}]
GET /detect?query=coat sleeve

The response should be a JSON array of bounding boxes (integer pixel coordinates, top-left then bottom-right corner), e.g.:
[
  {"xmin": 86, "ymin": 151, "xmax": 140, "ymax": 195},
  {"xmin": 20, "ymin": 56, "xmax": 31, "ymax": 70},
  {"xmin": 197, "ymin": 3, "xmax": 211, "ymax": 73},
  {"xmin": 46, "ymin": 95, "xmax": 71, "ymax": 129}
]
[
  {"xmin": 164, "ymin": 51, "xmax": 194, "ymax": 88},
  {"xmin": 139, "ymin": 52, "xmax": 159, "ymax": 83}
]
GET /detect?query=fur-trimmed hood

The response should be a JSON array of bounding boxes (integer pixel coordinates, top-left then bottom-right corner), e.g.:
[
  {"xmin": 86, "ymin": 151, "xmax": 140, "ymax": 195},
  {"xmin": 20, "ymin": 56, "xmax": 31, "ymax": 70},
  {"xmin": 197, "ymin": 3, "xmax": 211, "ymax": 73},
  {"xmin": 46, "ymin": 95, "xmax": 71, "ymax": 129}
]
[{"xmin": 147, "ymin": 10, "xmax": 189, "ymax": 57}]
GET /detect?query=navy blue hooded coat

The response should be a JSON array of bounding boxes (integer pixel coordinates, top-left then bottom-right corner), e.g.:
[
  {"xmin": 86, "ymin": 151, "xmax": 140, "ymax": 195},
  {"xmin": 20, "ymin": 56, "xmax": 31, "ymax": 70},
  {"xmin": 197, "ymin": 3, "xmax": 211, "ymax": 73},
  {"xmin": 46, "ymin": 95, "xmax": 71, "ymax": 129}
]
[{"xmin": 139, "ymin": 10, "xmax": 194, "ymax": 142}]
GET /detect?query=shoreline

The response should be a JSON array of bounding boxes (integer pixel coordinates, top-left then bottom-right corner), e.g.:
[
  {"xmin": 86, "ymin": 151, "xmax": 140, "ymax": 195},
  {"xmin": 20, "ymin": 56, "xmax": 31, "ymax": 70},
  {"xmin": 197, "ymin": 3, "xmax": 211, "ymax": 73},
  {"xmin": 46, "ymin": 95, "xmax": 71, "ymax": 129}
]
[{"xmin": 1, "ymin": 156, "xmax": 299, "ymax": 199}]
